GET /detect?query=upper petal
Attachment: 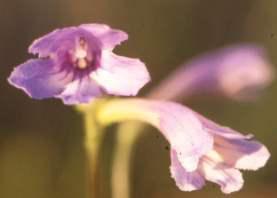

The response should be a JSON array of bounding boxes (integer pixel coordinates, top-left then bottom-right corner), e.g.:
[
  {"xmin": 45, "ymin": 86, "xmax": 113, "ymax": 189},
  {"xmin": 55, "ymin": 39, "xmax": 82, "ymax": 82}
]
[
  {"xmin": 28, "ymin": 27, "xmax": 77, "ymax": 57},
  {"xmin": 214, "ymin": 136, "xmax": 270, "ymax": 171},
  {"xmin": 170, "ymin": 149, "xmax": 205, "ymax": 191},
  {"xmin": 56, "ymin": 77, "xmax": 103, "ymax": 105},
  {"xmin": 91, "ymin": 51, "xmax": 150, "ymax": 96},
  {"xmin": 8, "ymin": 59, "xmax": 72, "ymax": 99},
  {"xmin": 80, "ymin": 24, "xmax": 128, "ymax": 50},
  {"xmin": 194, "ymin": 111, "xmax": 270, "ymax": 170},
  {"xmin": 97, "ymin": 99, "xmax": 213, "ymax": 171},
  {"xmin": 29, "ymin": 26, "xmax": 101, "ymax": 58},
  {"xmin": 199, "ymin": 151, "xmax": 244, "ymax": 194},
  {"xmin": 29, "ymin": 24, "xmax": 128, "ymax": 57},
  {"xmin": 196, "ymin": 112, "xmax": 251, "ymax": 139}
]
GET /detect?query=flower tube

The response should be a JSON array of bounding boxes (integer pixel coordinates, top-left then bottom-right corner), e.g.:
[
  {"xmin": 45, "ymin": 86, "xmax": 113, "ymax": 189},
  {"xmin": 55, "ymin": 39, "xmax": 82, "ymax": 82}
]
[
  {"xmin": 149, "ymin": 44, "xmax": 274, "ymax": 101},
  {"xmin": 97, "ymin": 98, "xmax": 270, "ymax": 193}
]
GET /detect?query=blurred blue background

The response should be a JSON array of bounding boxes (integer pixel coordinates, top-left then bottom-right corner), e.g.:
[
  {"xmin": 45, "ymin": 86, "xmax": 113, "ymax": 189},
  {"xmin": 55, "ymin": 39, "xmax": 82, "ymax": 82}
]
[{"xmin": 0, "ymin": 0, "xmax": 276, "ymax": 197}]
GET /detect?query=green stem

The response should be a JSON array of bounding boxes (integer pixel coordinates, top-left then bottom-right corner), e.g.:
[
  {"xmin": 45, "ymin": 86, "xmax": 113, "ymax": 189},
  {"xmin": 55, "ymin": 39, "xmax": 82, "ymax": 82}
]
[
  {"xmin": 111, "ymin": 122, "xmax": 144, "ymax": 198},
  {"xmin": 96, "ymin": 99, "xmax": 158, "ymax": 198},
  {"xmin": 78, "ymin": 102, "xmax": 105, "ymax": 198}
]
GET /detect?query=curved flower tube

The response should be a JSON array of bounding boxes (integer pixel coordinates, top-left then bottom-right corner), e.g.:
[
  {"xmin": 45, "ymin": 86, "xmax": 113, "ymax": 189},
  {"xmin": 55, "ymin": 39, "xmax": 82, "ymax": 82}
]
[
  {"xmin": 97, "ymin": 99, "xmax": 214, "ymax": 172},
  {"xmin": 97, "ymin": 98, "xmax": 270, "ymax": 194},
  {"xmin": 8, "ymin": 24, "xmax": 150, "ymax": 104},
  {"xmin": 149, "ymin": 44, "xmax": 274, "ymax": 101}
]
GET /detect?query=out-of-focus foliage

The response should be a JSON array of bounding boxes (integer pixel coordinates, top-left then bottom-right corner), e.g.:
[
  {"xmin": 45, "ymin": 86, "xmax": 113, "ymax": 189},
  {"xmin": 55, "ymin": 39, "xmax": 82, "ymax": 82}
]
[{"xmin": 0, "ymin": 0, "xmax": 276, "ymax": 198}]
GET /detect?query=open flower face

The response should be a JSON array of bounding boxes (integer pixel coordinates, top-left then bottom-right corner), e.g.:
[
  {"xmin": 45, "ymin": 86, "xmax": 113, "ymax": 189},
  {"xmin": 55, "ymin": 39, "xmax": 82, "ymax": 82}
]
[{"xmin": 8, "ymin": 24, "xmax": 150, "ymax": 104}]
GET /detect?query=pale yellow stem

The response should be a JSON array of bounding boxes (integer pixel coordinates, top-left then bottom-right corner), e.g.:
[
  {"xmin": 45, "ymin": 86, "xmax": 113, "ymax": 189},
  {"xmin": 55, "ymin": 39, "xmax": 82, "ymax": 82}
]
[
  {"xmin": 96, "ymin": 99, "xmax": 159, "ymax": 198},
  {"xmin": 77, "ymin": 102, "xmax": 105, "ymax": 198},
  {"xmin": 111, "ymin": 122, "xmax": 144, "ymax": 198},
  {"xmin": 97, "ymin": 99, "xmax": 159, "ymax": 127}
]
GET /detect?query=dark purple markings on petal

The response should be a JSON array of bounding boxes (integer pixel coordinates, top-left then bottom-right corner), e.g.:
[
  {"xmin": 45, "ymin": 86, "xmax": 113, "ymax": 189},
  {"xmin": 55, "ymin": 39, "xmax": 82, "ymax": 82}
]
[
  {"xmin": 12, "ymin": 24, "xmax": 148, "ymax": 103},
  {"xmin": 34, "ymin": 33, "xmax": 102, "ymax": 80},
  {"xmin": 59, "ymin": 47, "xmax": 101, "ymax": 80},
  {"xmin": 8, "ymin": 59, "xmax": 73, "ymax": 99},
  {"xmin": 56, "ymin": 77, "xmax": 103, "ymax": 105}
]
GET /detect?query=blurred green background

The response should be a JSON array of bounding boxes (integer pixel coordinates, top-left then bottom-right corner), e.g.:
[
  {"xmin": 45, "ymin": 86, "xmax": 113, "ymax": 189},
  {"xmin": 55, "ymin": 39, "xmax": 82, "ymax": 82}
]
[{"xmin": 0, "ymin": 0, "xmax": 277, "ymax": 197}]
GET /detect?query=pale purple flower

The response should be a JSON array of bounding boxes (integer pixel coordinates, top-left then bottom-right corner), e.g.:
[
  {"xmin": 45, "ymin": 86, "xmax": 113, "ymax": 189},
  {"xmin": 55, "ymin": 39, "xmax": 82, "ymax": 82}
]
[
  {"xmin": 149, "ymin": 44, "xmax": 274, "ymax": 101},
  {"xmin": 144, "ymin": 44, "xmax": 272, "ymax": 193},
  {"xmin": 8, "ymin": 24, "xmax": 150, "ymax": 104},
  {"xmin": 170, "ymin": 111, "xmax": 270, "ymax": 194},
  {"xmin": 99, "ymin": 98, "xmax": 270, "ymax": 193}
]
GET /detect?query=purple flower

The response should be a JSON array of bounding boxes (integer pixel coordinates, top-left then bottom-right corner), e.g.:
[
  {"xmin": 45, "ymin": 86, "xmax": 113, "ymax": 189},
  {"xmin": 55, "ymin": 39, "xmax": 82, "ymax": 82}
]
[
  {"xmin": 170, "ymin": 111, "xmax": 270, "ymax": 194},
  {"xmin": 98, "ymin": 98, "xmax": 270, "ymax": 193},
  {"xmin": 149, "ymin": 44, "xmax": 274, "ymax": 101},
  {"xmin": 142, "ymin": 44, "xmax": 273, "ymax": 193},
  {"xmin": 8, "ymin": 24, "xmax": 150, "ymax": 104}
]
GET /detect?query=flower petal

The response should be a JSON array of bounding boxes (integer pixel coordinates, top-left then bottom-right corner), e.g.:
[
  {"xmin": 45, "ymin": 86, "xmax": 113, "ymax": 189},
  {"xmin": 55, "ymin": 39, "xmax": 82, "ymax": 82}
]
[
  {"xmin": 214, "ymin": 136, "xmax": 270, "ymax": 171},
  {"xmin": 29, "ymin": 26, "xmax": 101, "ymax": 58},
  {"xmin": 196, "ymin": 112, "xmax": 251, "ymax": 139},
  {"xmin": 80, "ymin": 24, "xmax": 128, "ymax": 50},
  {"xmin": 195, "ymin": 112, "xmax": 270, "ymax": 170},
  {"xmin": 144, "ymin": 101, "xmax": 214, "ymax": 172},
  {"xmin": 28, "ymin": 27, "xmax": 76, "ymax": 57},
  {"xmin": 91, "ymin": 52, "xmax": 150, "ymax": 96},
  {"xmin": 217, "ymin": 45, "xmax": 274, "ymax": 101},
  {"xmin": 8, "ymin": 59, "xmax": 72, "ymax": 99},
  {"xmin": 200, "ymin": 151, "xmax": 244, "ymax": 194},
  {"xmin": 57, "ymin": 77, "xmax": 103, "ymax": 105},
  {"xmin": 170, "ymin": 150, "xmax": 205, "ymax": 191},
  {"xmin": 98, "ymin": 99, "xmax": 213, "ymax": 171}
]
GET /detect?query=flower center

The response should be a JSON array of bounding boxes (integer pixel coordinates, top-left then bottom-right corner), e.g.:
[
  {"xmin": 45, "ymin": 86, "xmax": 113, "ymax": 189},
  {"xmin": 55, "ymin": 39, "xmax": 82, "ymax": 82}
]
[{"xmin": 73, "ymin": 38, "xmax": 92, "ymax": 70}]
